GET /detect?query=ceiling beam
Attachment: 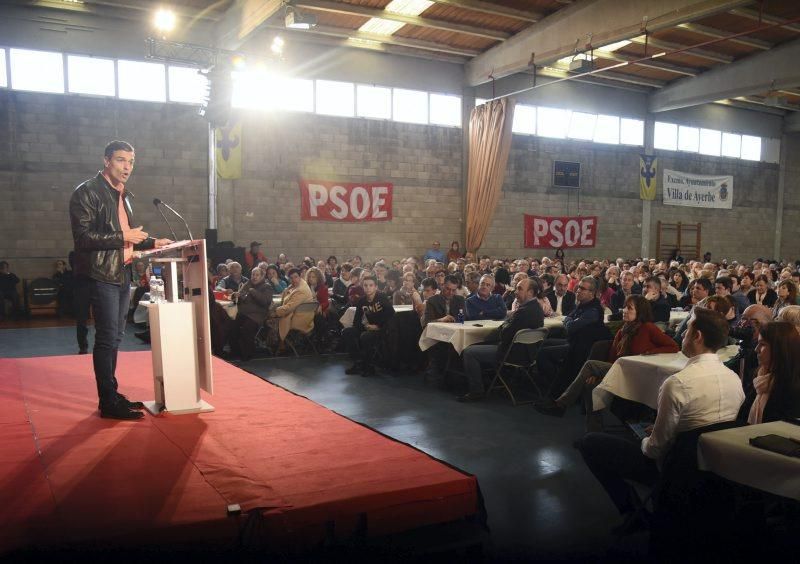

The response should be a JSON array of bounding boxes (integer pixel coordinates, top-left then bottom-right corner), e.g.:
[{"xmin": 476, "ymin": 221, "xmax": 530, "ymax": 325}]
[
  {"xmin": 546, "ymin": 65, "xmax": 666, "ymax": 88},
  {"xmin": 593, "ymin": 50, "xmax": 699, "ymax": 77},
  {"xmin": 429, "ymin": 0, "xmax": 542, "ymax": 23},
  {"xmin": 216, "ymin": 0, "xmax": 283, "ymax": 51},
  {"xmin": 785, "ymin": 111, "xmax": 800, "ymax": 132},
  {"xmin": 729, "ymin": 7, "xmax": 800, "ymax": 34},
  {"xmin": 533, "ymin": 67, "xmax": 652, "ymax": 93},
  {"xmin": 628, "ymin": 35, "xmax": 734, "ymax": 64},
  {"xmin": 734, "ymin": 96, "xmax": 799, "ymax": 112},
  {"xmin": 294, "ymin": 0, "xmax": 509, "ymax": 41},
  {"xmin": 649, "ymin": 37, "xmax": 800, "ymax": 112},
  {"xmin": 264, "ymin": 23, "xmax": 480, "ymax": 57},
  {"xmin": 465, "ymin": 0, "xmax": 749, "ymax": 86},
  {"xmin": 714, "ymin": 98, "xmax": 787, "ymax": 116},
  {"xmin": 677, "ymin": 22, "xmax": 771, "ymax": 50}
]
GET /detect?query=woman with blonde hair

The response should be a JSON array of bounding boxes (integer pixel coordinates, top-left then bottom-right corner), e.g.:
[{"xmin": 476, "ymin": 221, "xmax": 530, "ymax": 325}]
[
  {"xmin": 776, "ymin": 305, "xmax": 800, "ymax": 334},
  {"xmin": 305, "ymin": 267, "xmax": 330, "ymax": 315}
]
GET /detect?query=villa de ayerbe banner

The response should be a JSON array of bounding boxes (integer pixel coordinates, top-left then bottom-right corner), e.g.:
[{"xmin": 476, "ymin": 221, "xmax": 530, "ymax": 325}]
[{"xmin": 662, "ymin": 169, "xmax": 733, "ymax": 209}]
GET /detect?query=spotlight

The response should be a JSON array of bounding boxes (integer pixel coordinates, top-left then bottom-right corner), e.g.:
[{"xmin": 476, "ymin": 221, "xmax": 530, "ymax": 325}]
[
  {"xmin": 230, "ymin": 54, "xmax": 247, "ymax": 70},
  {"xmin": 154, "ymin": 8, "xmax": 176, "ymax": 33},
  {"xmin": 271, "ymin": 36, "xmax": 285, "ymax": 55},
  {"xmin": 284, "ymin": 6, "xmax": 316, "ymax": 29}
]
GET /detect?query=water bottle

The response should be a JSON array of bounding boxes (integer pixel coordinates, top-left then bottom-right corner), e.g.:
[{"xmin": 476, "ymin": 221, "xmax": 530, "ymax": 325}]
[
  {"xmin": 154, "ymin": 277, "xmax": 164, "ymax": 303},
  {"xmin": 149, "ymin": 276, "xmax": 158, "ymax": 303},
  {"xmin": 457, "ymin": 308, "xmax": 464, "ymax": 324}
]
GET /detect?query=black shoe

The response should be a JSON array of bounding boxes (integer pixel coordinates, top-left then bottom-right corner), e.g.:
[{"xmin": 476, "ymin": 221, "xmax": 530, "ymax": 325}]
[
  {"xmin": 534, "ymin": 398, "xmax": 566, "ymax": 417},
  {"xmin": 117, "ymin": 394, "xmax": 145, "ymax": 410},
  {"xmin": 100, "ymin": 405, "xmax": 144, "ymax": 420},
  {"xmin": 345, "ymin": 363, "xmax": 363, "ymax": 375},
  {"xmin": 78, "ymin": 348, "xmax": 89, "ymax": 355},
  {"xmin": 456, "ymin": 392, "xmax": 486, "ymax": 403},
  {"xmin": 134, "ymin": 330, "xmax": 151, "ymax": 343}
]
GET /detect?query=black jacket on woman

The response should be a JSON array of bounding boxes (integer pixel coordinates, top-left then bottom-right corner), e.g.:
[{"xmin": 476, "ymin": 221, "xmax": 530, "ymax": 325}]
[{"xmin": 747, "ymin": 288, "xmax": 777, "ymax": 308}]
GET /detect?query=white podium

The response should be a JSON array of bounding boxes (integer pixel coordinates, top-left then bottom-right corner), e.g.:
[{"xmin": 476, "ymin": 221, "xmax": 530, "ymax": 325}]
[{"xmin": 140, "ymin": 239, "xmax": 214, "ymax": 415}]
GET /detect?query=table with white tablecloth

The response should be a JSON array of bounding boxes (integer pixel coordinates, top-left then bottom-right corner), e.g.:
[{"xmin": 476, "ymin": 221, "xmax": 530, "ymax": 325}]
[
  {"xmin": 418, "ymin": 320, "xmax": 504, "ymax": 354},
  {"xmin": 698, "ymin": 421, "xmax": 800, "ymax": 501},
  {"xmin": 340, "ymin": 304, "xmax": 414, "ymax": 328},
  {"xmin": 592, "ymin": 345, "xmax": 740, "ymax": 411}
]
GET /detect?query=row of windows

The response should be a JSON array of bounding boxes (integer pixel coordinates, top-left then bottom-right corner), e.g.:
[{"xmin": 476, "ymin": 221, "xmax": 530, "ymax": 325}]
[{"xmin": 654, "ymin": 122, "xmax": 761, "ymax": 161}]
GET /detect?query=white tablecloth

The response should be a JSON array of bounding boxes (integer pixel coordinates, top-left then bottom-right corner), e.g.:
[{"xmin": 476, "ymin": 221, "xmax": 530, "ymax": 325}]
[
  {"xmin": 592, "ymin": 345, "xmax": 739, "ymax": 411},
  {"xmin": 340, "ymin": 304, "xmax": 414, "ymax": 328},
  {"xmin": 419, "ymin": 319, "xmax": 504, "ymax": 354},
  {"xmin": 217, "ymin": 299, "xmax": 237, "ymax": 319},
  {"xmin": 698, "ymin": 421, "xmax": 800, "ymax": 501}
]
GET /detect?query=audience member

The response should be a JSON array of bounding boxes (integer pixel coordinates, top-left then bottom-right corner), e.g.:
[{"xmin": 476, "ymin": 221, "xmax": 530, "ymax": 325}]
[
  {"xmin": 748, "ymin": 274, "xmax": 777, "ymax": 307},
  {"xmin": 244, "ymin": 241, "xmax": 267, "ymax": 274},
  {"xmin": 343, "ymin": 275, "xmax": 395, "ymax": 377},
  {"xmin": 271, "ymin": 268, "xmax": 314, "ymax": 354},
  {"xmin": 679, "ymin": 278, "xmax": 712, "ymax": 310},
  {"xmin": 305, "ymin": 267, "xmax": 330, "ymax": 315},
  {"xmin": 418, "ymin": 277, "xmax": 438, "ymax": 320},
  {"xmin": 464, "ymin": 271, "xmax": 481, "ymax": 297},
  {"xmin": 347, "ymin": 267, "xmax": 365, "ymax": 306},
  {"xmin": 643, "ymin": 276, "xmax": 670, "ymax": 324},
  {"xmin": 0, "ymin": 260, "xmax": 21, "ymax": 318},
  {"xmin": 394, "ymin": 271, "xmax": 422, "ymax": 308},
  {"xmin": 423, "ymin": 240, "xmax": 446, "ymax": 263},
  {"xmin": 776, "ymin": 305, "xmax": 800, "ymax": 334},
  {"xmin": 447, "ymin": 241, "xmax": 463, "ymax": 262},
  {"xmin": 610, "ymin": 271, "xmax": 640, "ymax": 312},
  {"xmin": 216, "ymin": 261, "xmax": 248, "ymax": 293},
  {"xmin": 465, "ymin": 275, "xmax": 507, "ymax": 321},
  {"xmin": 53, "ymin": 258, "xmax": 75, "ymax": 317},
  {"xmin": 228, "ymin": 266, "xmax": 273, "ymax": 361},
  {"xmin": 773, "ymin": 279, "xmax": 797, "ymax": 318},
  {"xmin": 547, "ymin": 274, "xmax": 576, "ymax": 316}
]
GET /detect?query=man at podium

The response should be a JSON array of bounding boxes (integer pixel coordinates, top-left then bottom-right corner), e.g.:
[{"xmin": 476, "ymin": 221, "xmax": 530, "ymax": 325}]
[{"xmin": 69, "ymin": 141, "xmax": 172, "ymax": 420}]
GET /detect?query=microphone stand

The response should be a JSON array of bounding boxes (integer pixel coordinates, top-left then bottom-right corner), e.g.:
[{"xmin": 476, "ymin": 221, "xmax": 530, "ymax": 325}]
[
  {"xmin": 160, "ymin": 201, "xmax": 194, "ymax": 241},
  {"xmin": 153, "ymin": 199, "xmax": 179, "ymax": 242}
]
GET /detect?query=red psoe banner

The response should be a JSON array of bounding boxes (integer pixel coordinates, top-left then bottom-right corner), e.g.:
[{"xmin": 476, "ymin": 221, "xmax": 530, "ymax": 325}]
[
  {"xmin": 524, "ymin": 214, "xmax": 598, "ymax": 249},
  {"xmin": 299, "ymin": 180, "xmax": 393, "ymax": 222}
]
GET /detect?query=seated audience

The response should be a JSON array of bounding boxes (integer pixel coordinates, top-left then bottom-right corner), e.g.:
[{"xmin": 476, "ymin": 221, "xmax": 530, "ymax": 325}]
[
  {"xmin": 394, "ymin": 271, "xmax": 422, "ymax": 307},
  {"xmin": 748, "ymin": 274, "xmax": 777, "ymax": 307},
  {"xmin": 211, "ymin": 263, "xmax": 228, "ymax": 288},
  {"xmin": 465, "ymin": 275, "xmax": 507, "ymax": 321},
  {"xmin": 332, "ymin": 262, "xmax": 353, "ymax": 302},
  {"xmin": 244, "ymin": 241, "xmax": 267, "ymax": 274},
  {"xmin": 679, "ymin": 278, "xmax": 712, "ymax": 310},
  {"xmin": 575, "ymin": 308, "xmax": 744, "ymax": 526},
  {"xmin": 417, "ymin": 277, "xmax": 438, "ymax": 320},
  {"xmin": 535, "ymin": 296, "xmax": 679, "ymax": 431},
  {"xmin": 424, "ymin": 275, "xmax": 466, "ymax": 326},
  {"xmin": 265, "ymin": 264, "xmax": 287, "ymax": 294},
  {"xmin": 610, "ymin": 271, "xmax": 640, "ymax": 312},
  {"xmin": 347, "ymin": 267, "xmax": 365, "ymax": 306},
  {"xmin": 305, "ymin": 267, "xmax": 330, "ymax": 315},
  {"xmin": 464, "ymin": 271, "xmax": 481, "ymax": 297},
  {"xmin": 384, "ymin": 269, "xmax": 401, "ymax": 300},
  {"xmin": 271, "ymin": 268, "xmax": 315, "ymax": 354},
  {"xmin": 423, "ymin": 240, "xmax": 446, "ymax": 263},
  {"xmin": 228, "ymin": 266, "xmax": 273, "ymax": 361},
  {"xmin": 493, "ymin": 268, "xmax": 511, "ymax": 295},
  {"xmin": 216, "ymin": 261, "xmax": 248, "ymax": 293},
  {"xmin": 458, "ymin": 277, "xmax": 545, "ymax": 402},
  {"xmin": 0, "ymin": 260, "xmax": 21, "ymax": 318},
  {"xmin": 447, "ymin": 241, "xmax": 463, "ymax": 262},
  {"xmin": 776, "ymin": 305, "xmax": 800, "ymax": 334},
  {"xmin": 718, "ymin": 275, "xmax": 748, "ymax": 315},
  {"xmin": 547, "ymin": 274, "xmax": 576, "ymax": 316},
  {"xmin": 343, "ymin": 275, "xmax": 395, "ymax": 377},
  {"xmin": 737, "ymin": 321, "xmax": 800, "ymax": 425},
  {"xmin": 772, "ymin": 279, "xmax": 797, "ymax": 318},
  {"xmin": 53, "ymin": 258, "xmax": 75, "ymax": 317},
  {"xmin": 643, "ymin": 276, "xmax": 671, "ymax": 324}
]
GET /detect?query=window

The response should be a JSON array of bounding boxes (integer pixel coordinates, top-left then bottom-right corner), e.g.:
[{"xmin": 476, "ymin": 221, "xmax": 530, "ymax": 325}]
[
  {"xmin": 0, "ymin": 49, "xmax": 7, "ymax": 88},
  {"xmin": 678, "ymin": 126, "xmax": 699, "ymax": 152},
  {"xmin": 620, "ymin": 118, "xmax": 644, "ymax": 146},
  {"xmin": 537, "ymin": 107, "xmax": 569, "ymax": 139},
  {"xmin": 316, "ymin": 80, "xmax": 354, "ymax": 117},
  {"xmin": 721, "ymin": 132, "xmax": 741, "ymax": 158},
  {"xmin": 740, "ymin": 135, "xmax": 761, "ymax": 161},
  {"xmin": 475, "ymin": 98, "xmax": 486, "ymax": 107},
  {"xmin": 593, "ymin": 114, "xmax": 619, "ymax": 144},
  {"xmin": 654, "ymin": 122, "xmax": 678, "ymax": 151},
  {"xmin": 357, "ymin": 84, "xmax": 391, "ymax": 119},
  {"xmin": 10, "ymin": 49, "xmax": 64, "ymax": 93},
  {"xmin": 429, "ymin": 93, "xmax": 461, "ymax": 126},
  {"xmin": 393, "ymin": 88, "xmax": 428, "ymax": 124},
  {"xmin": 67, "ymin": 55, "xmax": 115, "ymax": 96},
  {"xmin": 168, "ymin": 66, "xmax": 208, "ymax": 104},
  {"xmin": 512, "ymin": 104, "xmax": 536, "ymax": 135},
  {"xmin": 232, "ymin": 70, "xmax": 273, "ymax": 109},
  {"xmin": 118, "ymin": 60, "xmax": 166, "ymax": 102},
  {"xmin": 567, "ymin": 112, "xmax": 596, "ymax": 140},
  {"xmin": 698, "ymin": 129, "xmax": 721, "ymax": 157},
  {"xmin": 280, "ymin": 78, "xmax": 314, "ymax": 113}
]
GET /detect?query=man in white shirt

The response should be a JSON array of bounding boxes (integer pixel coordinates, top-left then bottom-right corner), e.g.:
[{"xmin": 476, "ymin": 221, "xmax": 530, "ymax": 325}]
[{"xmin": 575, "ymin": 308, "xmax": 744, "ymax": 520}]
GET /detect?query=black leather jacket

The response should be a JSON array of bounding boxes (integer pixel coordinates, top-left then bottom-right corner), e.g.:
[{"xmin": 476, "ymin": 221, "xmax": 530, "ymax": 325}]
[{"xmin": 69, "ymin": 172, "xmax": 154, "ymax": 285}]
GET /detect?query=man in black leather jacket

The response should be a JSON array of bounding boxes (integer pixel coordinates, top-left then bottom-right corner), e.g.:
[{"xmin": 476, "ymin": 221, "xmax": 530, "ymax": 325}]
[{"xmin": 69, "ymin": 141, "xmax": 171, "ymax": 420}]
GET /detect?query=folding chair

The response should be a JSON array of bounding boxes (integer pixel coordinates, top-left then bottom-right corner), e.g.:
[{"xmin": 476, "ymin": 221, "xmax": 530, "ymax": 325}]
[
  {"xmin": 284, "ymin": 301, "xmax": 320, "ymax": 357},
  {"xmin": 487, "ymin": 327, "xmax": 548, "ymax": 406}
]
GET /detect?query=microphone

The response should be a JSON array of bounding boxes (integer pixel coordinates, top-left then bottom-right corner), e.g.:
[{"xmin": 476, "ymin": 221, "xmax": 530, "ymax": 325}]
[
  {"xmin": 153, "ymin": 198, "xmax": 178, "ymax": 242},
  {"xmin": 154, "ymin": 198, "xmax": 194, "ymax": 241}
]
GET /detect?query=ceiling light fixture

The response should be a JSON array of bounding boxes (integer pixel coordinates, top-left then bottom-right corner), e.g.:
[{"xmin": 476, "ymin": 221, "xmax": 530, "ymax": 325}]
[
  {"xmin": 285, "ymin": 4, "xmax": 317, "ymax": 30},
  {"xmin": 154, "ymin": 8, "xmax": 176, "ymax": 33}
]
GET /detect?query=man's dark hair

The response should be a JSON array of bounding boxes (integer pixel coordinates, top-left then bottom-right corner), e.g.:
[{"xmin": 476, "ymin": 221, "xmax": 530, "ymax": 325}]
[
  {"xmin": 729, "ymin": 274, "xmax": 740, "ymax": 285},
  {"xmin": 693, "ymin": 277, "xmax": 713, "ymax": 293},
  {"xmin": 444, "ymin": 274, "xmax": 460, "ymax": 286},
  {"xmin": 287, "ymin": 268, "xmax": 301, "ymax": 278},
  {"xmin": 421, "ymin": 277, "xmax": 438, "ymax": 291},
  {"xmin": 541, "ymin": 273, "xmax": 554, "ymax": 288},
  {"xmin": 362, "ymin": 274, "xmax": 378, "ymax": 285},
  {"xmin": 580, "ymin": 275, "xmax": 598, "ymax": 293},
  {"xmin": 104, "ymin": 140, "xmax": 134, "ymax": 158},
  {"xmin": 0, "ymin": 260, "xmax": 8, "ymax": 269},
  {"xmin": 715, "ymin": 276, "xmax": 733, "ymax": 292},
  {"xmin": 645, "ymin": 275, "xmax": 662, "ymax": 289},
  {"xmin": 691, "ymin": 308, "xmax": 729, "ymax": 351},
  {"xmin": 327, "ymin": 255, "xmax": 337, "ymax": 263},
  {"xmin": 341, "ymin": 262, "xmax": 353, "ymax": 272},
  {"xmin": 386, "ymin": 270, "xmax": 401, "ymax": 284}
]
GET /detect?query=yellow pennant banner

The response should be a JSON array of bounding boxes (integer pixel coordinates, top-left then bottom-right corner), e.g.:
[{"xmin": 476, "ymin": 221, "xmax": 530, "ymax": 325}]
[
  {"xmin": 639, "ymin": 154, "xmax": 657, "ymax": 201},
  {"xmin": 215, "ymin": 121, "xmax": 242, "ymax": 179}
]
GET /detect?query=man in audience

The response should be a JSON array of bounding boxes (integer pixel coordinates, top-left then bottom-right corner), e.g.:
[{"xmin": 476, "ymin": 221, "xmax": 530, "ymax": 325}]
[
  {"xmin": 644, "ymin": 275, "xmax": 671, "ymax": 324},
  {"xmin": 216, "ymin": 261, "xmax": 248, "ymax": 293},
  {"xmin": 610, "ymin": 271, "xmax": 640, "ymax": 312},
  {"xmin": 0, "ymin": 260, "xmax": 21, "ymax": 318},
  {"xmin": 347, "ymin": 267, "xmax": 365, "ymax": 305},
  {"xmin": 244, "ymin": 241, "xmax": 267, "ymax": 275},
  {"xmin": 423, "ymin": 241, "xmax": 446, "ymax": 263},
  {"xmin": 343, "ymin": 275, "xmax": 395, "ymax": 377},
  {"xmin": 679, "ymin": 277, "xmax": 712, "ymax": 310},
  {"xmin": 546, "ymin": 274, "xmax": 576, "ymax": 316},
  {"xmin": 458, "ymin": 277, "xmax": 545, "ymax": 402},
  {"xmin": 424, "ymin": 274, "xmax": 466, "ymax": 326},
  {"xmin": 717, "ymin": 275, "xmax": 748, "ymax": 316},
  {"xmin": 575, "ymin": 308, "xmax": 744, "ymax": 526},
  {"xmin": 464, "ymin": 271, "xmax": 481, "ymax": 297},
  {"xmin": 228, "ymin": 266, "xmax": 273, "ymax": 362},
  {"xmin": 465, "ymin": 275, "xmax": 507, "ymax": 321},
  {"xmin": 732, "ymin": 304, "xmax": 773, "ymax": 391},
  {"xmin": 332, "ymin": 262, "xmax": 353, "ymax": 303},
  {"xmin": 417, "ymin": 277, "xmax": 438, "ymax": 320}
]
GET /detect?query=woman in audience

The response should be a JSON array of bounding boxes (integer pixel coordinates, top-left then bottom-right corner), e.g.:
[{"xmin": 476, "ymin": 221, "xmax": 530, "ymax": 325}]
[
  {"xmin": 212, "ymin": 263, "xmax": 228, "ymax": 288},
  {"xmin": 705, "ymin": 294, "xmax": 737, "ymax": 328},
  {"xmin": 347, "ymin": 267, "xmax": 365, "ymax": 306},
  {"xmin": 265, "ymin": 264, "xmax": 287, "ymax": 294},
  {"xmin": 739, "ymin": 270, "xmax": 754, "ymax": 295},
  {"xmin": 493, "ymin": 268, "xmax": 511, "ymax": 295},
  {"xmin": 772, "ymin": 279, "xmax": 798, "ymax": 318},
  {"xmin": 332, "ymin": 262, "xmax": 353, "ymax": 302},
  {"xmin": 535, "ymin": 295, "xmax": 679, "ymax": 431},
  {"xmin": 394, "ymin": 271, "xmax": 422, "ymax": 307},
  {"xmin": 748, "ymin": 274, "xmax": 777, "ymax": 307},
  {"xmin": 384, "ymin": 270, "xmax": 401, "ymax": 300},
  {"xmin": 737, "ymin": 321, "xmax": 800, "ymax": 425},
  {"xmin": 269, "ymin": 268, "xmax": 315, "ymax": 355},
  {"xmin": 447, "ymin": 241, "xmax": 463, "ymax": 262},
  {"xmin": 777, "ymin": 305, "xmax": 800, "ymax": 335},
  {"xmin": 670, "ymin": 269, "xmax": 689, "ymax": 295},
  {"xmin": 305, "ymin": 267, "xmax": 330, "ymax": 315}
]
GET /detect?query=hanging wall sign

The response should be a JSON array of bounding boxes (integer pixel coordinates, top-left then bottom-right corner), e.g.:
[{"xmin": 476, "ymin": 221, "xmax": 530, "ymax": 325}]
[
  {"xmin": 524, "ymin": 214, "xmax": 597, "ymax": 249},
  {"xmin": 662, "ymin": 169, "xmax": 733, "ymax": 209},
  {"xmin": 299, "ymin": 180, "xmax": 393, "ymax": 222}
]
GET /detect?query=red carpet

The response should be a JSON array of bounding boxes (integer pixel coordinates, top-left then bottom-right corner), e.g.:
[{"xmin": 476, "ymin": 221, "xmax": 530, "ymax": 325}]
[{"xmin": 0, "ymin": 352, "xmax": 479, "ymax": 553}]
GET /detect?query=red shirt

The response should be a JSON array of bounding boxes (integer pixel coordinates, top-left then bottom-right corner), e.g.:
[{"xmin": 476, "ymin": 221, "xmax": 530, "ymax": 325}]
[{"xmin": 608, "ymin": 322, "xmax": 679, "ymax": 363}]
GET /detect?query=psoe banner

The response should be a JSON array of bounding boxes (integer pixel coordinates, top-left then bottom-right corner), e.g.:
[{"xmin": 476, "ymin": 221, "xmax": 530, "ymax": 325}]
[
  {"xmin": 524, "ymin": 215, "xmax": 597, "ymax": 249},
  {"xmin": 299, "ymin": 180, "xmax": 393, "ymax": 222},
  {"xmin": 663, "ymin": 169, "xmax": 733, "ymax": 209}
]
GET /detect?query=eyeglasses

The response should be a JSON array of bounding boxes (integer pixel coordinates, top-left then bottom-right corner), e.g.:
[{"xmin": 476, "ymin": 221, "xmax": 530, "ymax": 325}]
[{"xmin": 578, "ymin": 286, "xmax": 593, "ymax": 292}]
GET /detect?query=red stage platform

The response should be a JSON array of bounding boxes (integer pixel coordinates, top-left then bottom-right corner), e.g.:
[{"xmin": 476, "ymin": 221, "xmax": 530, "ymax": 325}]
[{"xmin": 0, "ymin": 352, "xmax": 480, "ymax": 555}]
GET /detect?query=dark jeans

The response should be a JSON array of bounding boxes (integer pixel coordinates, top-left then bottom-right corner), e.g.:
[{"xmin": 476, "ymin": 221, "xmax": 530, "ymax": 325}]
[
  {"xmin": 342, "ymin": 326, "xmax": 383, "ymax": 369},
  {"xmin": 575, "ymin": 432, "xmax": 659, "ymax": 515},
  {"xmin": 1, "ymin": 289, "xmax": 21, "ymax": 318},
  {"xmin": 536, "ymin": 338, "xmax": 569, "ymax": 392},
  {"xmin": 90, "ymin": 269, "xmax": 130, "ymax": 409},
  {"xmin": 462, "ymin": 344, "xmax": 498, "ymax": 393},
  {"xmin": 229, "ymin": 315, "xmax": 260, "ymax": 361},
  {"xmin": 74, "ymin": 274, "xmax": 91, "ymax": 351}
]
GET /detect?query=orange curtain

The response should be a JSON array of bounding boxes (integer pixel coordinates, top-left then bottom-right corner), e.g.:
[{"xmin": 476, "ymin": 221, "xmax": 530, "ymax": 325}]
[{"xmin": 465, "ymin": 98, "xmax": 515, "ymax": 254}]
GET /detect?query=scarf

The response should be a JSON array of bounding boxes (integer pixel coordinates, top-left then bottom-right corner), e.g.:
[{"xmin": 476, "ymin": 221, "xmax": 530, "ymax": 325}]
[
  {"xmin": 747, "ymin": 372, "xmax": 773, "ymax": 425},
  {"xmin": 616, "ymin": 321, "xmax": 642, "ymax": 358}
]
